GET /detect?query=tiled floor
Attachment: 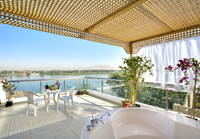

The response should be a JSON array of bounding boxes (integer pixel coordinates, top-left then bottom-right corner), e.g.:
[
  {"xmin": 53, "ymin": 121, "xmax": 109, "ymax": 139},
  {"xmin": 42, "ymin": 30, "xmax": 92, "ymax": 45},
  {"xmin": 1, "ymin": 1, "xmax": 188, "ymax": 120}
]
[{"xmin": 0, "ymin": 95, "xmax": 120, "ymax": 139}]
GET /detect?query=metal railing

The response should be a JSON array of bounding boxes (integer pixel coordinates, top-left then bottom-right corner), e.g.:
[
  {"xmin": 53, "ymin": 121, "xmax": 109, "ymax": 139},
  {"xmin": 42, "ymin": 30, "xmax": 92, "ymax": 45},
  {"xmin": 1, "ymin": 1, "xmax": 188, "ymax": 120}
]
[
  {"xmin": 4, "ymin": 76, "xmax": 193, "ymax": 116},
  {"xmin": 7, "ymin": 77, "xmax": 84, "ymax": 94}
]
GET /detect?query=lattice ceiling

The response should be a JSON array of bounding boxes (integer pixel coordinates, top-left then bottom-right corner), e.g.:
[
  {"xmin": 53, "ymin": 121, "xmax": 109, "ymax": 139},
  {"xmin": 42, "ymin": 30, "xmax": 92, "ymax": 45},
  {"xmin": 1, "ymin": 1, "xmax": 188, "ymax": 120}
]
[{"xmin": 0, "ymin": 0, "xmax": 200, "ymax": 54}]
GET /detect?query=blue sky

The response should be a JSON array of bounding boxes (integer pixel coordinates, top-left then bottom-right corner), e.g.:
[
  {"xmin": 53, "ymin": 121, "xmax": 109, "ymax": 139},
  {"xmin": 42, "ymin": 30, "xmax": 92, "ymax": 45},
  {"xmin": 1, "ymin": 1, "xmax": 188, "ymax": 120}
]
[{"xmin": 0, "ymin": 24, "xmax": 129, "ymax": 70}]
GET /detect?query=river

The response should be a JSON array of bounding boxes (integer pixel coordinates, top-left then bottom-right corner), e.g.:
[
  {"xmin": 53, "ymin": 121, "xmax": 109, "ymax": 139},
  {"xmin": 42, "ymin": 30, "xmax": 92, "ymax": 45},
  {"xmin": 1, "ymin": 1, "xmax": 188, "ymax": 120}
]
[{"xmin": 3, "ymin": 74, "xmax": 111, "ymax": 94}]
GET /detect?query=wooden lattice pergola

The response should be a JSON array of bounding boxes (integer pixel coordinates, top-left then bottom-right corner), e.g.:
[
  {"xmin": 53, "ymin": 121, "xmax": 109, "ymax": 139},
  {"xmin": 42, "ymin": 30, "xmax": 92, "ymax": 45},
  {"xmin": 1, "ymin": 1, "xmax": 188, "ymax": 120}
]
[{"xmin": 0, "ymin": 0, "xmax": 200, "ymax": 54}]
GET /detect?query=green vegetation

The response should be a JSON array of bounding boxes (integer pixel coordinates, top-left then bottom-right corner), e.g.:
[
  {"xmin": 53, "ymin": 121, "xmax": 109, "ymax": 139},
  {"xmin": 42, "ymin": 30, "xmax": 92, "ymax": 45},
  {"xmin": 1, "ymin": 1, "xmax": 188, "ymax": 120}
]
[
  {"xmin": 138, "ymin": 87, "xmax": 187, "ymax": 110},
  {"xmin": 196, "ymin": 103, "xmax": 200, "ymax": 109},
  {"xmin": 0, "ymin": 70, "xmax": 118, "ymax": 76},
  {"xmin": 81, "ymin": 84, "xmax": 88, "ymax": 94},
  {"xmin": 119, "ymin": 56, "xmax": 154, "ymax": 105},
  {"xmin": 107, "ymin": 72, "xmax": 187, "ymax": 110},
  {"xmin": 2, "ymin": 78, "xmax": 17, "ymax": 101}
]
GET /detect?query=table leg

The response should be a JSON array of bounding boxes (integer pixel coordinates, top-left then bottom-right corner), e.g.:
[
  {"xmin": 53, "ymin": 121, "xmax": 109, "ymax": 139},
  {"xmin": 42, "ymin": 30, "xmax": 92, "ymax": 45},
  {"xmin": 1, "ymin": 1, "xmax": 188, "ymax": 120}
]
[
  {"xmin": 48, "ymin": 93, "xmax": 50, "ymax": 104},
  {"xmin": 53, "ymin": 92, "xmax": 57, "ymax": 109},
  {"xmin": 44, "ymin": 95, "xmax": 49, "ymax": 112}
]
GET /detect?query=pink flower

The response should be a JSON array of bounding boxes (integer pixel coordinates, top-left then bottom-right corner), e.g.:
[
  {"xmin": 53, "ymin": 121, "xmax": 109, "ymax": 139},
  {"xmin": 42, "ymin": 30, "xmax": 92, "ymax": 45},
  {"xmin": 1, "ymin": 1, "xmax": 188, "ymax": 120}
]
[
  {"xmin": 170, "ymin": 90, "xmax": 172, "ymax": 92},
  {"xmin": 193, "ymin": 78, "xmax": 195, "ymax": 80},
  {"xmin": 166, "ymin": 89, "xmax": 168, "ymax": 91},
  {"xmin": 55, "ymin": 82, "xmax": 58, "ymax": 85},
  {"xmin": 177, "ymin": 64, "xmax": 180, "ymax": 67},
  {"xmin": 167, "ymin": 65, "xmax": 173, "ymax": 70},
  {"xmin": 165, "ymin": 68, "xmax": 167, "ymax": 70},
  {"xmin": 58, "ymin": 84, "xmax": 60, "ymax": 86}
]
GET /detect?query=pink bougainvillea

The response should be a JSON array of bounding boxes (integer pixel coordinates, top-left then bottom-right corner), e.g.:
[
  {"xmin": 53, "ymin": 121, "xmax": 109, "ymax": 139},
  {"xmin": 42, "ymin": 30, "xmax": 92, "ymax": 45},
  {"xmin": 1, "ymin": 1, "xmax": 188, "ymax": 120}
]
[{"xmin": 165, "ymin": 58, "xmax": 200, "ymax": 119}]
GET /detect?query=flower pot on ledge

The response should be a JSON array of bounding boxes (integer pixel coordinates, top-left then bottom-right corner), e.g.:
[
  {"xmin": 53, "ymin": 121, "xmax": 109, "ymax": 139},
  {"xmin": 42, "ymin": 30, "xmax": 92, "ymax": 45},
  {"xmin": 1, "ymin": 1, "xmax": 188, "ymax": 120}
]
[{"xmin": 121, "ymin": 101, "xmax": 130, "ymax": 107}]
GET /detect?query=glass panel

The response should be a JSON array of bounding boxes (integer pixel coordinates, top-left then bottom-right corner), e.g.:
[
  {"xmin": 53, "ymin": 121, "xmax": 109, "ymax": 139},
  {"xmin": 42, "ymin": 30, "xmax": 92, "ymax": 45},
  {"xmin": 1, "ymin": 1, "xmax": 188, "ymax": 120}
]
[
  {"xmin": 14, "ymin": 81, "xmax": 41, "ymax": 93},
  {"xmin": 87, "ymin": 79, "xmax": 101, "ymax": 92},
  {"xmin": 8, "ymin": 81, "xmax": 40, "ymax": 101},
  {"xmin": 138, "ymin": 87, "xmax": 166, "ymax": 109},
  {"xmin": 169, "ymin": 91, "xmax": 188, "ymax": 115},
  {"xmin": 42, "ymin": 79, "xmax": 83, "ymax": 92},
  {"xmin": 104, "ymin": 80, "xmax": 125, "ymax": 98},
  {"xmin": 64, "ymin": 78, "xmax": 83, "ymax": 91}
]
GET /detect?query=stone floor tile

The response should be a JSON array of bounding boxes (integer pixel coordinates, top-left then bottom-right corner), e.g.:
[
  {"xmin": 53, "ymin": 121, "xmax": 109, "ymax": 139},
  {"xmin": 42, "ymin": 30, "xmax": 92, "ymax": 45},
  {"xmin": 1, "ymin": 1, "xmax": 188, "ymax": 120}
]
[
  {"xmin": 50, "ymin": 124, "xmax": 71, "ymax": 137},
  {"xmin": 72, "ymin": 127, "xmax": 83, "ymax": 139},
  {"xmin": 0, "ymin": 94, "xmax": 120, "ymax": 139},
  {"xmin": 31, "ymin": 129, "xmax": 54, "ymax": 139},
  {"xmin": 66, "ymin": 120, "xmax": 85, "ymax": 130},
  {"xmin": 55, "ymin": 131, "xmax": 79, "ymax": 139},
  {"xmin": 8, "ymin": 130, "xmax": 30, "ymax": 139},
  {"xmin": 30, "ymin": 125, "xmax": 50, "ymax": 135}
]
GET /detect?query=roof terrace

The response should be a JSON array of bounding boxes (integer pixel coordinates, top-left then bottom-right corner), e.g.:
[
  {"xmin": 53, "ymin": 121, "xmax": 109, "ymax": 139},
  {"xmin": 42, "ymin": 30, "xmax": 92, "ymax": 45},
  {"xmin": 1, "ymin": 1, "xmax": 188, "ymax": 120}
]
[{"xmin": 0, "ymin": 94, "xmax": 120, "ymax": 139}]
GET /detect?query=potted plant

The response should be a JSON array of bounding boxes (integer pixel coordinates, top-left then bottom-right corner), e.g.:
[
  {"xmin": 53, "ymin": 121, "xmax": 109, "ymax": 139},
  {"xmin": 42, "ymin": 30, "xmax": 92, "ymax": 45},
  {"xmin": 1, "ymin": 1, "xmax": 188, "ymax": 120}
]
[
  {"xmin": 81, "ymin": 84, "xmax": 88, "ymax": 94},
  {"xmin": 120, "ymin": 56, "xmax": 154, "ymax": 107},
  {"xmin": 76, "ymin": 84, "xmax": 88, "ymax": 95},
  {"xmin": 165, "ymin": 58, "xmax": 200, "ymax": 119},
  {"xmin": 1, "ymin": 78, "xmax": 17, "ymax": 107},
  {"xmin": 121, "ymin": 98, "xmax": 131, "ymax": 107},
  {"xmin": 121, "ymin": 71, "xmax": 131, "ymax": 107}
]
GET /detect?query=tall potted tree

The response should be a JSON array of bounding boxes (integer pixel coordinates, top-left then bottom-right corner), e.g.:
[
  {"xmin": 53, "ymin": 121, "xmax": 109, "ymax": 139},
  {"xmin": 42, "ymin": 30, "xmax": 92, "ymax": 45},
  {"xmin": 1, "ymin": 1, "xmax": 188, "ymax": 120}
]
[
  {"xmin": 120, "ymin": 56, "xmax": 154, "ymax": 107},
  {"xmin": 166, "ymin": 58, "xmax": 200, "ymax": 119},
  {"xmin": 1, "ymin": 78, "xmax": 17, "ymax": 107},
  {"xmin": 121, "ymin": 71, "xmax": 131, "ymax": 107}
]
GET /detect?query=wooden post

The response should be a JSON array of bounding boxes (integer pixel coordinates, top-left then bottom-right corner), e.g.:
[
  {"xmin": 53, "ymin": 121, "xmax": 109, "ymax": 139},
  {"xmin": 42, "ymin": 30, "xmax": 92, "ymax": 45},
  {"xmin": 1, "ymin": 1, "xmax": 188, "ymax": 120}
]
[{"xmin": 130, "ymin": 42, "xmax": 134, "ymax": 104}]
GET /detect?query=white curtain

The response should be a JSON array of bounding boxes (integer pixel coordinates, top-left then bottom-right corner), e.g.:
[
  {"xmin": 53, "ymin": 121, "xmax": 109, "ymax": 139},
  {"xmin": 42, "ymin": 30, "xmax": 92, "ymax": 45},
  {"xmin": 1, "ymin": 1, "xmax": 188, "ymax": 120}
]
[{"xmin": 136, "ymin": 36, "xmax": 200, "ymax": 91}]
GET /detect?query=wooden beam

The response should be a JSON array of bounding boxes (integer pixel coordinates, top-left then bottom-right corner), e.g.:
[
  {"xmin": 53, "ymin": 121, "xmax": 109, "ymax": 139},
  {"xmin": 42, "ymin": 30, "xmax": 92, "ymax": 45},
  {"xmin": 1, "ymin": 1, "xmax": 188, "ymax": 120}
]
[
  {"xmin": 131, "ymin": 25, "xmax": 200, "ymax": 43},
  {"xmin": 123, "ymin": 47, "xmax": 129, "ymax": 54},
  {"xmin": 141, "ymin": 6, "xmax": 176, "ymax": 31},
  {"xmin": 86, "ymin": 0, "xmax": 148, "ymax": 32}
]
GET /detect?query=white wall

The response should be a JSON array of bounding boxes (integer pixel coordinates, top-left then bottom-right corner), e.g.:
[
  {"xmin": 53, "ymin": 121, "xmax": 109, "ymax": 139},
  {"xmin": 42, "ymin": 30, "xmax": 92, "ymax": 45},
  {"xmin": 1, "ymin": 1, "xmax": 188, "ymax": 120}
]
[
  {"xmin": 87, "ymin": 90, "xmax": 160, "ymax": 109},
  {"xmin": 0, "ymin": 83, "xmax": 6, "ymax": 103}
]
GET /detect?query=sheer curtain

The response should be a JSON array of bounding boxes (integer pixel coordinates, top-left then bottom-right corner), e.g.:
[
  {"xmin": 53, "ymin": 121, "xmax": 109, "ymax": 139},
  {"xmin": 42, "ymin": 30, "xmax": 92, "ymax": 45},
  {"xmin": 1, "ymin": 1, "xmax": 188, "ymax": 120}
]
[{"xmin": 136, "ymin": 36, "xmax": 200, "ymax": 91}]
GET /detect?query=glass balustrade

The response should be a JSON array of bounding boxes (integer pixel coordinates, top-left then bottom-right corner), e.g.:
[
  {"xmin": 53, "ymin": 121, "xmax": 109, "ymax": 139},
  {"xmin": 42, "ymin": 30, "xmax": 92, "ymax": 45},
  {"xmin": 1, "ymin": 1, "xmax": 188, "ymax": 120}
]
[
  {"xmin": 4, "ymin": 76, "xmax": 197, "ymax": 117},
  {"xmin": 138, "ymin": 87, "xmax": 167, "ymax": 109}
]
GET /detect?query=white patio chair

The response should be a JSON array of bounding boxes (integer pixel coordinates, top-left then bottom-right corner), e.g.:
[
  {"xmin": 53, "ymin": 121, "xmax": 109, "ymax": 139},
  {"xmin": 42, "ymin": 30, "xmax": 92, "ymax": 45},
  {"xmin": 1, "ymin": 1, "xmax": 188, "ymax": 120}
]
[
  {"xmin": 23, "ymin": 90, "xmax": 48, "ymax": 117},
  {"xmin": 56, "ymin": 87, "xmax": 76, "ymax": 111}
]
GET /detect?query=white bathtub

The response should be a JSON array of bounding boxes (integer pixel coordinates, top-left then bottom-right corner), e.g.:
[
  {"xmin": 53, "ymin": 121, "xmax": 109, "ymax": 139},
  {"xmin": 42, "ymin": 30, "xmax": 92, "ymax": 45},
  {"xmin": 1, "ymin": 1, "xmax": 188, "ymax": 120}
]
[{"xmin": 81, "ymin": 108, "xmax": 200, "ymax": 139}]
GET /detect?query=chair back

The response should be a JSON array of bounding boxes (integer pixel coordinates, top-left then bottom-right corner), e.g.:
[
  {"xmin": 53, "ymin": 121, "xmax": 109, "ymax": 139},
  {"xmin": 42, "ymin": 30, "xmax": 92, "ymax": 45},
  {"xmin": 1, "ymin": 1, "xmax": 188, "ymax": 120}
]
[
  {"xmin": 69, "ymin": 87, "xmax": 76, "ymax": 100},
  {"xmin": 23, "ymin": 90, "xmax": 35, "ymax": 104}
]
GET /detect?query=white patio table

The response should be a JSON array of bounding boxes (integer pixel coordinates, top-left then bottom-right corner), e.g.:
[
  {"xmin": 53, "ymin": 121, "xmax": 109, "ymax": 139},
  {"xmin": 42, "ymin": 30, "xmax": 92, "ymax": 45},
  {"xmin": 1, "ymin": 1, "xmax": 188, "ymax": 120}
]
[{"xmin": 42, "ymin": 89, "xmax": 61, "ymax": 108}]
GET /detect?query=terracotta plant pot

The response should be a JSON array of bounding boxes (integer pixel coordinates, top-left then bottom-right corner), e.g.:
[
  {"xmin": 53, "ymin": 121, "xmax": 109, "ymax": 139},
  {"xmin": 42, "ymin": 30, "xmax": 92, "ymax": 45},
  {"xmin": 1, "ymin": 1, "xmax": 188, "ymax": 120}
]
[
  {"xmin": 121, "ymin": 101, "xmax": 130, "ymax": 107},
  {"xmin": 5, "ymin": 101, "xmax": 13, "ymax": 107}
]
